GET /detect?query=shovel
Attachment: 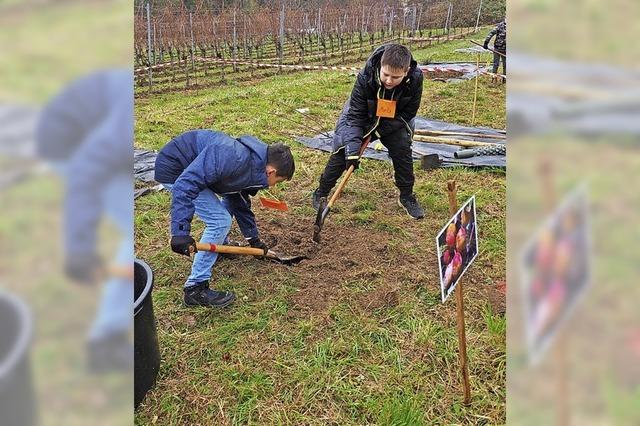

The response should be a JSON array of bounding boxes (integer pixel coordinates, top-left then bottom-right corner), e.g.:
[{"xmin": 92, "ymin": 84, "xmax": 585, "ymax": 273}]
[
  {"xmin": 313, "ymin": 136, "xmax": 371, "ymax": 243},
  {"xmin": 193, "ymin": 242, "xmax": 306, "ymax": 265}
]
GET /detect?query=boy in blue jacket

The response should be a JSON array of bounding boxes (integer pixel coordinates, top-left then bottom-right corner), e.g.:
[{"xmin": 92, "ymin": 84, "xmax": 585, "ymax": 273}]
[
  {"xmin": 155, "ymin": 130, "xmax": 295, "ymax": 308},
  {"xmin": 36, "ymin": 69, "xmax": 134, "ymax": 372}
]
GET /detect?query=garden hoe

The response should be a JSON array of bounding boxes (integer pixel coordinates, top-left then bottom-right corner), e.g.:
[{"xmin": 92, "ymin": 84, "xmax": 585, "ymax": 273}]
[
  {"xmin": 313, "ymin": 136, "xmax": 371, "ymax": 243},
  {"xmin": 192, "ymin": 242, "xmax": 305, "ymax": 266}
]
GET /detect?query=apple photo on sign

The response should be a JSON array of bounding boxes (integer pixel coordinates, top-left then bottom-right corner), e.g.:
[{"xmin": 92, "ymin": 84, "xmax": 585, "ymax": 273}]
[{"xmin": 436, "ymin": 195, "xmax": 479, "ymax": 303}]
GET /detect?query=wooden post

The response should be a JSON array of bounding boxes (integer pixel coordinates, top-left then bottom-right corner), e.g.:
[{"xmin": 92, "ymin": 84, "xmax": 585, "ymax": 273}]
[
  {"xmin": 471, "ymin": 53, "xmax": 480, "ymax": 125},
  {"xmin": 279, "ymin": 4, "xmax": 284, "ymax": 73},
  {"xmin": 447, "ymin": 180, "xmax": 471, "ymax": 406},
  {"xmin": 152, "ymin": 23, "xmax": 157, "ymax": 65},
  {"xmin": 189, "ymin": 10, "xmax": 197, "ymax": 87},
  {"xmin": 146, "ymin": 0, "xmax": 152, "ymax": 92},
  {"xmin": 538, "ymin": 158, "xmax": 570, "ymax": 426},
  {"xmin": 475, "ymin": 0, "xmax": 483, "ymax": 31},
  {"xmin": 232, "ymin": 9, "xmax": 238, "ymax": 72}
]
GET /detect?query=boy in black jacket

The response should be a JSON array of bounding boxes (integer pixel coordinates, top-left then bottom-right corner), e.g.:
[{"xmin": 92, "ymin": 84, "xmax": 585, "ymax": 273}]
[{"xmin": 312, "ymin": 43, "xmax": 425, "ymax": 219}]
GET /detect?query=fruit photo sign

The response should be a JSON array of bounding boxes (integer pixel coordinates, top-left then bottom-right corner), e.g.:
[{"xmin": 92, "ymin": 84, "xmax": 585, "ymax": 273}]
[
  {"xmin": 520, "ymin": 187, "xmax": 590, "ymax": 364},
  {"xmin": 437, "ymin": 195, "xmax": 479, "ymax": 303}
]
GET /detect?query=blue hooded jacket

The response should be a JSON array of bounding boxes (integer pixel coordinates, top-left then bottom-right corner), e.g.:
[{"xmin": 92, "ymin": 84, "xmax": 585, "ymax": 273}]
[
  {"xmin": 36, "ymin": 69, "xmax": 133, "ymax": 259},
  {"xmin": 154, "ymin": 130, "xmax": 268, "ymax": 237}
]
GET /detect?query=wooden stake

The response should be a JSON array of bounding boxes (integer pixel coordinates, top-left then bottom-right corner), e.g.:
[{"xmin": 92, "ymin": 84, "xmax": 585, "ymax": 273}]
[
  {"xmin": 470, "ymin": 39, "xmax": 506, "ymax": 58},
  {"xmin": 414, "ymin": 129, "xmax": 506, "ymax": 139},
  {"xmin": 471, "ymin": 53, "xmax": 480, "ymax": 126},
  {"xmin": 538, "ymin": 157, "xmax": 570, "ymax": 426},
  {"xmin": 413, "ymin": 135, "xmax": 496, "ymax": 147},
  {"xmin": 447, "ymin": 180, "xmax": 471, "ymax": 406}
]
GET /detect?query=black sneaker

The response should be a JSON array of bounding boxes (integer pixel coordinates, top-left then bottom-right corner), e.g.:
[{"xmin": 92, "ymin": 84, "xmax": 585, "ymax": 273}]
[
  {"xmin": 184, "ymin": 281, "xmax": 236, "ymax": 308},
  {"xmin": 398, "ymin": 193, "xmax": 425, "ymax": 219},
  {"xmin": 87, "ymin": 331, "xmax": 133, "ymax": 373},
  {"xmin": 312, "ymin": 189, "xmax": 327, "ymax": 211}
]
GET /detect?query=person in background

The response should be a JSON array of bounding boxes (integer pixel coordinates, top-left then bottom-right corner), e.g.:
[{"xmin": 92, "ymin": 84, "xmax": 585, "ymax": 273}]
[{"xmin": 484, "ymin": 19, "xmax": 507, "ymax": 76}]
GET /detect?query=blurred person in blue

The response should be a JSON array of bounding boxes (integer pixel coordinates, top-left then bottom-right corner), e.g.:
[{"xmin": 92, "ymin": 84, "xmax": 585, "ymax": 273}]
[
  {"xmin": 35, "ymin": 69, "xmax": 134, "ymax": 372},
  {"xmin": 484, "ymin": 19, "xmax": 506, "ymax": 77},
  {"xmin": 154, "ymin": 131, "xmax": 295, "ymax": 308}
]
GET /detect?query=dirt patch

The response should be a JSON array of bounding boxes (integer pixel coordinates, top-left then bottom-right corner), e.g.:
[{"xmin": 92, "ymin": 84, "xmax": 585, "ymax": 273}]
[
  {"xmin": 261, "ymin": 218, "xmax": 320, "ymax": 259},
  {"xmin": 487, "ymin": 279, "xmax": 506, "ymax": 315},
  {"xmin": 423, "ymin": 69, "xmax": 465, "ymax": 80},
  {"xmin": 289, "ymin": 280, "xmax": 337, "ymax": 317},
  {"xmin": 254, "ymin": 210, "xmax": 410, "ymax": 316},
  {"xmin": 216, "ymin": 184, "xmax": 504, "ymax": 319},
  {"xmin": 357, "ymin": 284, "xmax": 400, "ymax": 311}
]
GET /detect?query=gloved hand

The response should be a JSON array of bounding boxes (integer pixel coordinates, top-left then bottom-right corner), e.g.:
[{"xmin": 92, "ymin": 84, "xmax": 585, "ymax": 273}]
[
  {"xmin": 345, "ymin": 154, "xmax": 360, "ymax": 171},
  {"xmin": 483, "ymin": 41, "xmax": 489, "ymax": 50},
  {"xmin": 248, "ymin": 237, "xmax": 269, "ymax": 255},
  {"xmin": 65, "ymin": 252, "xmax": 102, "ymax": 285},
  {"xmin": 171, "ymin": 235, "xmax": 197, "ymax": 256}
]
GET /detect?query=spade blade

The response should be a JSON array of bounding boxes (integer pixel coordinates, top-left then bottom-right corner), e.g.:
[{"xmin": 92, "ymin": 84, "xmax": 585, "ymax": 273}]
[{"xmin": 312, "ymin": 197, "xmax": 328, "ymax": 243}]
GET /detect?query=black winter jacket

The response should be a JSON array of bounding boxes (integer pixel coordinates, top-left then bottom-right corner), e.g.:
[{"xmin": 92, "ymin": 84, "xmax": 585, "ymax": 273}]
[
  {"xmin": 332, "ymin": 44, "xmax": 424, "ymax": 156},
  {"xmin": 484, "ymin": 21, "xmax": 506, "ymax": 53}
]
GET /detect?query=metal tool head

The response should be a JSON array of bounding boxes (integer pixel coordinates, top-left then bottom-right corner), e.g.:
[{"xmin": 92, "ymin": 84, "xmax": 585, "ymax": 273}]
[
  {"xmin": 312, "ymin": 196, "xmax": 329, "ymax": 243},
  {"xmin": 267, "ymin": 253, "xmax": 307, "ymax": 265},
  {"xmin": 264, "ymin": 249, "xmax": 307, "ymax": 265},
  {"xmin": 420, "ymin": 153, "xmax": 441, "ymax": 170}
]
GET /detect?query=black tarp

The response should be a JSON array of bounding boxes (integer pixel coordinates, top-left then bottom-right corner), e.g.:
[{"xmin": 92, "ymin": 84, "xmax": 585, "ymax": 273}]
[
  {"xmin": 133, "ymin": 118, "xmax": 506, "ymax": 199},
  {"xmin": 296, "ymin": 116, "xmax": 506, "ymax": 168}
]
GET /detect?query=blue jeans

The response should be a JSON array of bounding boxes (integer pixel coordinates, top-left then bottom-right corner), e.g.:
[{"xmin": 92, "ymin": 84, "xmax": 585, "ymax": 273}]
[
  {"xmin": 163, "ymin": 184, "xmax": 232, "ymax": 288},
  {"xmin": 53, "ymin": 163, "xmax": 133, "ymax": 341},
  {"xmin": 89, "ymin": 172, "xmax": 134, "ymax": 341}
]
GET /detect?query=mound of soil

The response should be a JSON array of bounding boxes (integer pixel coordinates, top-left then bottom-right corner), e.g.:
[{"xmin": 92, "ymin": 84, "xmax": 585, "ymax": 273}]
[
  {"xmin": 423, "ymin": 69, "xmax": 464, "ymax": 80},
  {"xmin": 357, "ymin": 284, "xmax": 400, "ymax": 311},
  {"xmin": 217, "ymin": 187, "xmax": 504, "ymax": 319},
  {"xmin": 487, "ymin": 279, "xmax": 506, "ymax": 315},
  {"xmin": 252, "ymin": 207, "xmax": 428, "ymax": 317}
]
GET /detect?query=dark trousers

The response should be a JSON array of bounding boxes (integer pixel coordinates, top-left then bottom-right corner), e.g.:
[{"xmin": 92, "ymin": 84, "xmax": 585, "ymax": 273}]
[
  {"xmin": 492, "ymin": 51, "xmax": 506, "ymax": 75},
  {"xmin": 317, "ymin": 126, "xmax": 414, "ymax": 197}
]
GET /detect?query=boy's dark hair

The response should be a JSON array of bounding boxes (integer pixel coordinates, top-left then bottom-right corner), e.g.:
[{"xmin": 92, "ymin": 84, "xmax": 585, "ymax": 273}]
[
  {"xmin": 267, "ymin": 142, "xmax": 295, "ymax": 180},
  {"xmin": 380, "ymin": 44, "xmax": 412, "ymax": 70}
]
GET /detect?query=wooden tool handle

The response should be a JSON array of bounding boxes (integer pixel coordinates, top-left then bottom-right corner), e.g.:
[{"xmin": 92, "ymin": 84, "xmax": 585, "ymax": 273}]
[
  {"xmin": 470, "ymin": 39, "xmax": 506, "ymax": 57},
  {"xmin": 327, "ymin": 136, "xmax": 372, "ymax": 209},
  {"xmin": 195, "ymin": 242, "xmax": 266, "ymax": 256},
  {"xmin": 413, "ymin": 134, "xmax": 495, "ymax": 147},
  {"xmin": 109, "ymin": 264, "xmax": 134, "ymax": 279},
  {"xmin": 327, "ymin": 165, "xmax": 355, "ymax": 208}
]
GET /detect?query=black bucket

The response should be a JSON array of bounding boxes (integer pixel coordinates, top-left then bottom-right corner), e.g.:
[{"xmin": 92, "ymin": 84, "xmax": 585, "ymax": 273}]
[
  {"xmin": 0, "ymin": 292, "xmax": 36, "ymax": 426},
  {"xmin": 134, "ymin": 259, "xmax": 160, "ymax": 409}
]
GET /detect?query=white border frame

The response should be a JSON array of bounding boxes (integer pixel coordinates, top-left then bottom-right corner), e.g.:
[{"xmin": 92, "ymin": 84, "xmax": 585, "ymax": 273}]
[
  {"xmin": 519, "ymin": 184, "xmax": 591, "ymax": 365},
  {"xmin": 436, "ymin": 195, "xmax": 479, "ymax": 303}
]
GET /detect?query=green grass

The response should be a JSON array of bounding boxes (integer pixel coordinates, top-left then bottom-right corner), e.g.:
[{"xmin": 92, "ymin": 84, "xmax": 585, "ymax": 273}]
[
  {"xmin": 134, "ymin": 35, "xmax": 505, "ymax": 424},
  {"xmin": 410, "ymin": 27, "xmax": 495, "ymax": 64},
  {"xmin": 0, "ymin": 0, "xmax": 132, "ymax": 102},
  {"xmin": 507, "ymin": 135, "xmax": 640, "ymax": 425},
  {"xmin": 510, "ymin": 0, "xmax": 639, "ymax": 65},
  {"xmin": 0, "ymin": 176, "xmax": 133, "ymax": 426}
]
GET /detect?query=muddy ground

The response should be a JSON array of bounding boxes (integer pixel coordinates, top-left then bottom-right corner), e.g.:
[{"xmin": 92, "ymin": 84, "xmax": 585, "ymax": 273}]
[{"xmin": 218, "ymin": 192, "xmax": 505, "ymax": 319}]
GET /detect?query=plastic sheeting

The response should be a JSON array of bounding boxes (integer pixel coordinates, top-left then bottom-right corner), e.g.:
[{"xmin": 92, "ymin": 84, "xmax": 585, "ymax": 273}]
[
  {"xmin": 134, "ymin": 149, "xmax": 163, "ymax": 199},
  {"xmin": 132, "ymin": 118, "xmax": 506, "ymax": 199},
  {"xmin": 296, "ymin": 116, "xmax": 506, "ymax": 168},
  {"xmin": 508, "ymin": 52, "xmax": 640, "ymax": 136},
  {"xmin": 419, "ymin": 63, "xmax": 490, "ymax": 82},
  {"xmin": 134, "ymin": 149, "xmax": 158, "ymax": 183},
  {"xmin": 0, "ymin": 104, "xmax": 37, "ymax": 159}
]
